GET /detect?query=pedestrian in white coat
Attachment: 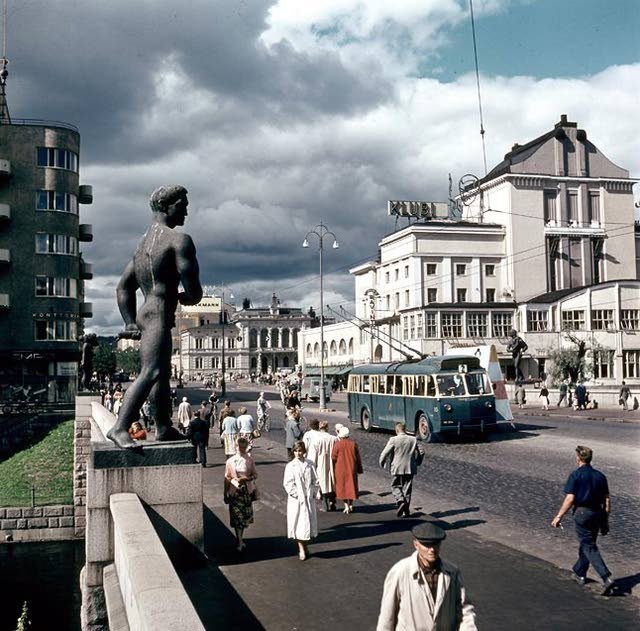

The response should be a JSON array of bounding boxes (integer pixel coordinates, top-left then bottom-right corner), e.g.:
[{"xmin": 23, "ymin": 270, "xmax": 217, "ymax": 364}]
[
  {"xmin": 177, "ymin": 397, "xmax": 191, "ymax": 431},
  {"xmin": 283, "ymin": 440, "xmax": 320, "ymax": 561},
  {"xmin": 377, "ymin": 522, "xmax": 477, "ymax": 631},
  {"xmin": 314, "ymin": 420, "xmax": 338, "ymax": 511}
]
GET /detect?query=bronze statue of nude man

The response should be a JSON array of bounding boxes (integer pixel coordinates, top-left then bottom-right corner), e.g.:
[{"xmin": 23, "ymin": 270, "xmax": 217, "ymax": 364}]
[{"xmin": 107, "ymin": 185, "xmax": 203, "ymax": 449}]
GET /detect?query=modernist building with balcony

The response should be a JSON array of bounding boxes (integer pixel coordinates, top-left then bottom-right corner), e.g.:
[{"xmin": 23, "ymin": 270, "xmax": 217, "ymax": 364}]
[
  {"xmin": 300, "ymin": 116, "xmax": 640, "ymax": 384},
  {"xmin": 0, "ymin": 118, "xmax": 93, "ymax": 401}
]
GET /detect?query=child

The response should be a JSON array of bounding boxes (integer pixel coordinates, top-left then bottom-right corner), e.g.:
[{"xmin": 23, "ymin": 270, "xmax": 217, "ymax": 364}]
[{"xmin": 539, "ymin": 384, "xmax": 549, "ymax": 410}]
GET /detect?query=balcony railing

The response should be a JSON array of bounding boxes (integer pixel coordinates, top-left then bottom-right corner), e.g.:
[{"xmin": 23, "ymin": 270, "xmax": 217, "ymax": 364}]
[{"xmin": 4, "ymin": 118, "xmax": 79, "ymax": 133}]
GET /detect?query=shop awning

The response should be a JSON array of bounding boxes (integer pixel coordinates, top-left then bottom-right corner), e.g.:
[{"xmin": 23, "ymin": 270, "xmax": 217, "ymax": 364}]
[{"xmin": 304, "ymin": 364, "xmax": 353, "ymax": 377}]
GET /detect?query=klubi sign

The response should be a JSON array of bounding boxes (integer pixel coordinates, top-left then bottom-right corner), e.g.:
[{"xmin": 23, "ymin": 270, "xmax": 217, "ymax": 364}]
[{"xmin": 387, "ymin": 200, "xmax": 447, "ymax": 219}]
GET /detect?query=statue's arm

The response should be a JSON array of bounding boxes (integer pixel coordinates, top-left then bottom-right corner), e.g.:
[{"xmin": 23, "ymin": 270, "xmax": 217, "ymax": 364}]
[
  {"xmin": 176, "ymin": 235, "xmax": 203, "ymax": 306},
  {"xmin": 116, "ymin": 260, "xmax": 140, "ymax": 331}
]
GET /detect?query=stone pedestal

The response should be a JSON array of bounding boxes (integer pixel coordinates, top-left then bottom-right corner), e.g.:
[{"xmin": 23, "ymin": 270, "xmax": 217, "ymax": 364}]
[{"xmin": 81, "ymin": 402, "xmax": 203, "ymax": 630}]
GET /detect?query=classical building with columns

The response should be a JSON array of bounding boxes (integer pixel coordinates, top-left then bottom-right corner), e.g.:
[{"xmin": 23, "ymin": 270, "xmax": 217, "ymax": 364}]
[
  {"xmin": 300, "ymin": 115, "xmax": 640, "ymax": 385},
  {"xmin": 179, "ymin": 293, "xmax": 312, "ymax": 379}
]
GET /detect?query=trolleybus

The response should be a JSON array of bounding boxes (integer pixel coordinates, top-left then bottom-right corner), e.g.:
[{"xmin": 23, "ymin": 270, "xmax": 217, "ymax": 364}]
[{"xmin": 347, "ymin": 355, "xmax": 496, "ymax": 441}]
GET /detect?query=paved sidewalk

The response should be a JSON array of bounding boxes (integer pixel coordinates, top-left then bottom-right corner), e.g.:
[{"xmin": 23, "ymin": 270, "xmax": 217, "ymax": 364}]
[{"xmin": 174, "ymin": 429, "xmax": 640, "ymax": 631}]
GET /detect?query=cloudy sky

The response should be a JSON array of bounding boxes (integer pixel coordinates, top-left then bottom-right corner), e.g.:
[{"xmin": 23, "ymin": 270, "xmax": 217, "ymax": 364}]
[{"xmin": 6, "ymin": 0, "xmax": 640, "ymax": 334}]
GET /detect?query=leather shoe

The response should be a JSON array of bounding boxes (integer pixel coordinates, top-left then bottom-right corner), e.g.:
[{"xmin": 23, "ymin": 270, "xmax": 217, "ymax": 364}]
[
  {"xmin": 600, "ymin": 577, "xmax": 615, "ymax": 596},
  {"xmin": 571, "ymin": 572, "xmax": 586, "ymax": 586}
]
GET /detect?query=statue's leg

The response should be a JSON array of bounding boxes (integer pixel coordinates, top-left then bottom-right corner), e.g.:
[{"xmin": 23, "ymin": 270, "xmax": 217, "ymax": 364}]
[
  {"xmin": 107, "ymin": 328, "xmax": 162, "ymax": 449},
  {"xmin": 153, "ymin": 342, "xmax": 183, "ymax": 441}
]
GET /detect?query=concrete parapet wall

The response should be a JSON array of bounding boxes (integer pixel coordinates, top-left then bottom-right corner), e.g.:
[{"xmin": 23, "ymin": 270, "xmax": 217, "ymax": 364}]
[
  {"xmin": 74, "ymin": 394, "xmax": 102, "ymax": 537},
  {"xmin": 110, "ymin": 493, "xmax": 205, "ymax": 630},
  {"xmin": 0, "ymin": 504, "xmax": 75, "ymax": 541}
]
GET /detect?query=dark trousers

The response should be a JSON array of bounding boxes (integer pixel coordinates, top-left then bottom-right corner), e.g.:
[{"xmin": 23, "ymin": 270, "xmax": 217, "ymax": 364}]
[
  {"xmin": 573, "ymin": 507, "xmax": 610, "ymax": 580},
  {"xmin": 391, "ymin": 474, "xmax": 414, "ymax": 507},
  {"xmin": 196, "ymin": 442, "xmax": 207, "ymax": 467}
]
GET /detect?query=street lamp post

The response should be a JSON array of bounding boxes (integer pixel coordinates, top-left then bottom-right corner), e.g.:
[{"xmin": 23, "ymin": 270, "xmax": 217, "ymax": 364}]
[
  {"xmin": 303, "ymin": 223, "xmax": 339, "ymax": 410},
  {"xmin": 205, "ymin": 284, "xmax": 234, "ymax": 397}
]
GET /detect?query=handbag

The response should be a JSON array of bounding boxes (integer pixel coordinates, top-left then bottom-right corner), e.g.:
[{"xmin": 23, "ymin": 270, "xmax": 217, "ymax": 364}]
[
  {"xmin": 250, "ymin": 488, "xmax": 260, "ymax": 502},
  {"xmin": 252, "ymin": 429, "xmax": 261, "ymax": 439}
]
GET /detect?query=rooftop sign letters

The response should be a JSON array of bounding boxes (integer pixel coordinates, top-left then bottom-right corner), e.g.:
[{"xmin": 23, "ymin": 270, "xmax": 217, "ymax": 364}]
[{"xmin": 388, "ymin": 200, "xmax": 447, "ymax": 219}]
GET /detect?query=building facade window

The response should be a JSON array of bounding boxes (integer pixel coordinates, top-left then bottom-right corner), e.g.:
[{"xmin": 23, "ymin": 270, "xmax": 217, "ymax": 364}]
[
  {"xmin": 527, "ymin": 310, "xmax": 548, "ymax": 332},
  {"xmin": 620, "ymin": 310, "xmax": 640, "ymax": 331},
  {"xmin": 402, "ymin": 316, "xmax": 409, "ymax": 341},
  {"xmin": 409, "ymin": 315, "xmax": 416, "ymax": 339},
  {"xmin": 37, "ymin": 147, "xmax": 79, "ymax": 172},
  {"xmin": 195, "ymin": 338, "xmax": 204, "ymax": 349},
  {"xmin": 456, "ymin": 264, "xmax": 466, "ymax": 276},
  {"xmin": 591, "ymin": 309, "xmax": 615, "ymax": 331},
  {"xmin": 623, "ymin": 350, "xmax": 640, "ymax": 378},
  {"xmin": 227, "ymin": 357, "xmax": 236, "ymax": 369},
  {"xmin": 35, "ymin": 276, "xmax": 77, "ymax": 298},
  {"xmin": 385, "ymin": 295, "xmax": 390, "ymax": 311},
  {"xmin": 427, "ymin": 288, "xmax": 437, "ymax": 304},
  {"xmin": 425, "ymin": 313, "xmax": 437, "ymax": 338},
  {"xmin": 492, "ymin": 312, "xmax": 513, "ymax": 338},
  {"xmin": 467, "ymin": 312, "xmax": 488, "ymax": 338},
  {"xmin": 592, "ymin": 350, "xmax": 614, "ymax": 380},
  {"xmin": 456, "ymin": 288, "xmax": 467, "ymax": 303},
  {"xmin": 567, "ymin": 190, "xmax": 579, "ymax": 224},
  {"xmin": 36, "ymin": 190, "xmax": 78, "ymax": 214},
  {"xmin": 394, "ymin": 269, "xmax": 399, "ymax": 281},
  {"xmin": 404, "ymin": 265, "xmax": 409, "ymax": 278},
  {"xmin": 485, "ymin": 288, "xmax": 495, "ymax": 302},
  {"xmin": 544, "ymin": 190, "xmax": 557, "ymax": 224},
  {"xmin": 394, "ymin": 293, "xmax": 400, "ymax": 309},
  {"xmin": 485, "ymin": 264, "xmax": 495, "ymax": 276},
  {"xmin": 588, "ymin": 191, "xmax": 601, "ymax": 224},
  {"xmin": 35, "ymin": 233, "xmax": 78, "ymax": 255},
  {"xmin": 441, "ymin": 313, "xmax": 463, "ymax": 338},
  {"xmin": 416, "ymin": 313, "xmax": 423, "ymax": 338},
  {"xmin": 228, "ymin": 337, "xmax": 236, "ymax": 349},
  {"xmin": 561, "ymin": 310, "xmax": 585, "ymax": 331},
  {"xmin": 385, "ymin": 271, "xmax": 390, "ymax": 283},
  {"xmin": 404, "ymin": 290, "xmax": 410, "ymax": 307},
  {"xmin": 426, "ymin": 264, "xmax": 437, "ymax": 275},
  {"xmin": 34, "ymin": 319, "xmax": 77, "ymax": 341},
  {"xmin": 194, "ymin": 357, "xmax": 203, "ymax": 369}
]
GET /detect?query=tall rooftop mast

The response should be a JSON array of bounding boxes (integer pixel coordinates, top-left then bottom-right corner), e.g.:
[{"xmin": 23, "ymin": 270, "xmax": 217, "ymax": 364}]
[{"xmin": 0, "ymin": 0, "xmax": 11, "ymax": 124}]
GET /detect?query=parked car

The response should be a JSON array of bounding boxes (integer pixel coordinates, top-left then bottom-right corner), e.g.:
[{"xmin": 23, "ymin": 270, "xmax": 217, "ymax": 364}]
[{"xmin": 300, "ymin": 378, "xmax": 332, "ymax": 402}]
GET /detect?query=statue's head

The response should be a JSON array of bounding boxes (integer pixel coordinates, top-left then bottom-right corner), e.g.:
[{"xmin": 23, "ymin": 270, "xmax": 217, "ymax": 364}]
[{"xmin": 149, "ymin": 185, "xmax": 189, "ymax": 226}]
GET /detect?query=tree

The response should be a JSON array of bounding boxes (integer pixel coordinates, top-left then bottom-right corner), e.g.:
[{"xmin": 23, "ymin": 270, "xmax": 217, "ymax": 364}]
[
  {"xmin": 116, "ymin": 347, "xmax": 141, "ymax": 376},
  {"xmin": 93, "ymin": 344, "xmax": 116, "ymax": 380},
  {"xmin": 548, "ymin": 332, "xmax": 591, "ymax": 384},
  {"xmin": 16, "ymin": 601, "xmax": 31, "ymax": 631}
]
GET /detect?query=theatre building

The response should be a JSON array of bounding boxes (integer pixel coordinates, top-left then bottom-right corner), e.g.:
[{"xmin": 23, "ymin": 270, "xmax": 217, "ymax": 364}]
[{"xmin": 300, "ymin": 116, "xmax": 640, "ymax": 386}]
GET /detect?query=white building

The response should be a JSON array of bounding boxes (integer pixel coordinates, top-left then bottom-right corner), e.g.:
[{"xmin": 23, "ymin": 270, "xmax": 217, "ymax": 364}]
[
  {"xmin": 180, "ymin": 294, "xmax": 312, "ymax": 379},
  {"xmin": 300, "ymin": 115, "xmax": 640, "ymax": 384}
]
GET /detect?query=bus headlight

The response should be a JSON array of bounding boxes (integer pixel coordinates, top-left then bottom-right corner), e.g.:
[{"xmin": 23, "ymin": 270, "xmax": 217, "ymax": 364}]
[
  {"xmin": 444, "ymin": 404, "xmax": 452, "ymax": 412},
  {"xmin": 485, "ymin": 402, "xmax": 493, "ymax": 409}
]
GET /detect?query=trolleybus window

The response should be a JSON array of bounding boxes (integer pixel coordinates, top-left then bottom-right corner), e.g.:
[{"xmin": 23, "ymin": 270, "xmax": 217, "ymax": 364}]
[
  {"xmin": 466, "ymin": 373, "xmax": 489, "ymax": 395},
  {"xmin": 362, "ymin": 375, "xmax": 370, "ymax": 393},
  {"xmin": 436, "ymin": 374, "xmax": 466, "ymax": 396}
]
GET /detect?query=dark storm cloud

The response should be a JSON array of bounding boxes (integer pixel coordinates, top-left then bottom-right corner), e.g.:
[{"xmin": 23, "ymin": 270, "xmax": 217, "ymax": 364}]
[{"xmin": 8, "ymin": 0, "xmax": 391, "ymax": 164}]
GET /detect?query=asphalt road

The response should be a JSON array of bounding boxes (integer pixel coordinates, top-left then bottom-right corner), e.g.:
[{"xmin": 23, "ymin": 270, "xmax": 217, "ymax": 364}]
[{"xmin": 180, "ymin": 382, "xmax": 640, "ymax": 583}]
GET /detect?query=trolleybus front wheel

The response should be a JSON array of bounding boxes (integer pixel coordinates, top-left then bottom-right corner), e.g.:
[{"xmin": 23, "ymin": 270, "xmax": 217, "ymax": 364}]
[
  {"xmin": 417, "ymin": 414, "xmax": 435, "ymax": 443},
  {"xmin": 361, "ymin": 407, "xmax": 373, "ymax": 432}
]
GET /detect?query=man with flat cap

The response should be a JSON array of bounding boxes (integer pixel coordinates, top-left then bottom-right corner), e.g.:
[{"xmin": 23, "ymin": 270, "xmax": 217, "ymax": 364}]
[{"xmin": 377, "ymin": 522, "xmax": 477, "ymax": 631}]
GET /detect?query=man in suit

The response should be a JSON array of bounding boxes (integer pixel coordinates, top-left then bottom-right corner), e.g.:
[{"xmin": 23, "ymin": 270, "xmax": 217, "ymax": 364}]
[
  {"xmin": 379, "ymin": 421, "xmax": 425, "ymax": 517},
  {"xmin": 186, "ymin": 411, "xmax": 210, "ymax": 467}
]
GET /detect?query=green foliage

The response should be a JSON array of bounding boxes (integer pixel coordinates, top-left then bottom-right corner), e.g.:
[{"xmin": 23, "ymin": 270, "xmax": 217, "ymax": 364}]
[
  {"xmin": 0, "ymin": 420, "xmax": 74, "ymax": 507},
  {"xmin": 548, "ymin": 333, "xmax": 590, "ymax": 384},
  {"xmin": 16, "ymin": 601, "xmax": 31, "ymax": 631},
  {"xmin": 116, "ymin": 347, "xmax": 141, "ymax": 375},
  {"xmin": 93, "ymin": 343, "xmax": 116, "ymax": 379}
]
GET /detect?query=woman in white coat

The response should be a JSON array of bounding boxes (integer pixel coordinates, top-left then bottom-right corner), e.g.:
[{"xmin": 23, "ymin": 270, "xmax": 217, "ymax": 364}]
[{"xmin": 283, "ymin": 440, "xmax": 320, "ymax": 560}]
